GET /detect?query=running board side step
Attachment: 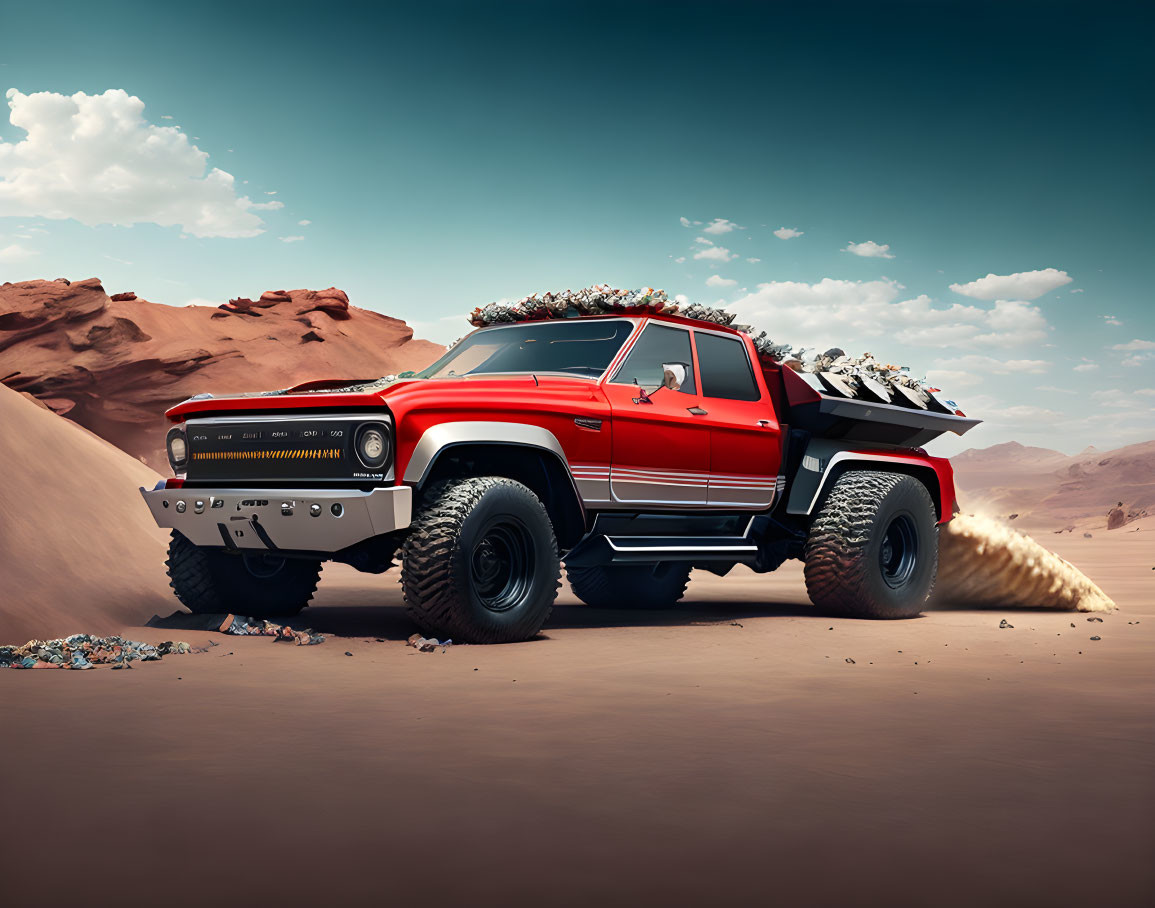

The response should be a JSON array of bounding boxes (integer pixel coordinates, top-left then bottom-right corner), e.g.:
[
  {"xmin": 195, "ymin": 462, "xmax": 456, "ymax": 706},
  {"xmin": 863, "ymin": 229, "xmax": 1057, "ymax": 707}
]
[{"xmin": 565, "ymin": 535, "xmax": 758, "ymax": 566}]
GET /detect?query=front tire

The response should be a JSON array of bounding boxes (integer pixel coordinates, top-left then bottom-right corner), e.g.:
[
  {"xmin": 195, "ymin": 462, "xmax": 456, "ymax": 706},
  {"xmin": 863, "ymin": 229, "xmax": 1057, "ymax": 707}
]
[
  {"xmin": 566, "ymin": 563, "xmax": 692, "ymax": 609},
  {"xmin": 402, "ymin": 478, "xmax": 561, "ymax": 643},
  {"xmin": 803, "ymin": 471, "xmax": 937, "ymax": 618},
  {"xmin": 166, "ymin": 531, "xmax": 321, "ymax": 618}
]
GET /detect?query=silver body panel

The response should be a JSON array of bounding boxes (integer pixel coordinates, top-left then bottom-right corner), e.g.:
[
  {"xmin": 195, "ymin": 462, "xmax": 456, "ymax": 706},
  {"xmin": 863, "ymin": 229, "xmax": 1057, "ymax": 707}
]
[{"xmin": 141, "ymin": 485, "xmax": 412, "ymax": 552}]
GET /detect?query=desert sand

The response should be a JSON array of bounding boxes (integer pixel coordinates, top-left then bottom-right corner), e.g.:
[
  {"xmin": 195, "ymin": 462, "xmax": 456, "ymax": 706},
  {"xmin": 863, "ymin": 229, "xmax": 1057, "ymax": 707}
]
[
  {"xmin": 2, "ymin": 499, "xmax": 1152, "ymax": 902},
  {"xmin": 0, "ymin": 385, "xmax": 172, "ymax": 641}
]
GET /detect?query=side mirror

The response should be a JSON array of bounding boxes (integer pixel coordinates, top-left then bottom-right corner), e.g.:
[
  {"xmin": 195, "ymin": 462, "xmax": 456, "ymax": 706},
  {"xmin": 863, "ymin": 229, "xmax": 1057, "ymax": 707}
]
[{"xmin": 661, "ymin": 362, "xmax": 689, "ymax": 392}]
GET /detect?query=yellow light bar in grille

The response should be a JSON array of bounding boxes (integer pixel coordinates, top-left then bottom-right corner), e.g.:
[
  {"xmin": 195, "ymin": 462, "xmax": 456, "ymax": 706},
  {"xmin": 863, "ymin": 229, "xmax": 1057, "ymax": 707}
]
[{"xmin": 192, "ymin": 448, "xmax": 342, "ymax": 461}]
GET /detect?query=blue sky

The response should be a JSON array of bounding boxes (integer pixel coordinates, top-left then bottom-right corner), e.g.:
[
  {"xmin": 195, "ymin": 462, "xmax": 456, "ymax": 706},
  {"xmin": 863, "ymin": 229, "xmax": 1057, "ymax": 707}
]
[{"xmin": 0, "ymin": 0, "xmax": 1152, "ymax": 454}]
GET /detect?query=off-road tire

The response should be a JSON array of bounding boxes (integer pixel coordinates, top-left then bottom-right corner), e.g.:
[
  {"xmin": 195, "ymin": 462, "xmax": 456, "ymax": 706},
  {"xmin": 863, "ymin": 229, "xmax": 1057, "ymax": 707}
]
[
  {"xmin": 165, "ymin": 531, "xmax": 321, "ymax": 618},
  {"xmin": 804, "ymin": 471, "xmax": 937, "ymax": 619},
  {"xmin": 566, "ymin": 563, "xmax": 692, "ymax": 609},
  {"xmin": 402, "ymin": 477, "xmax": 561, "ymax": 644}
]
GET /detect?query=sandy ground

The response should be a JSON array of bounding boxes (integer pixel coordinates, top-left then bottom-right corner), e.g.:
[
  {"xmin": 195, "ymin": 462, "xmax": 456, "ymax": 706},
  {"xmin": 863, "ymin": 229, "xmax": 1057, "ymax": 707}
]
[
  {"xmin": 1, "ymin": 528, "xmax": 1151, "ymax": 907},
  {"xmin": 0, "ymin": 385, "xmax": 169, "ymax": 642}
]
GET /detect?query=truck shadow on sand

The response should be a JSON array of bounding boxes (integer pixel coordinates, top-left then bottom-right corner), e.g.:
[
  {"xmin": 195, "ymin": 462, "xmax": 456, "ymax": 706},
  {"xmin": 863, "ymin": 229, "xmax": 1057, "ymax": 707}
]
[{"xmin": 286, "ymin": 599, "xmax": 824, "ymax": 641}]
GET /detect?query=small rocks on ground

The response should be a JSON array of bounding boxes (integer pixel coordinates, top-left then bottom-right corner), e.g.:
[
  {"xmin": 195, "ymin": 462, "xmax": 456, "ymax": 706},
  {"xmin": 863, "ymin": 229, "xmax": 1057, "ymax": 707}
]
[
  {"xmin": 217, "ymin": 614, "xmax": 325, "ymax": 645},
  {"xmin": 999, "ymin": 619, "xmax": 1014, "ymax": 629},
  {"xmin": 1, "ymin": 634, "xmax": 197, "ymax": 670},
  {"xmin": 407, "ymin": 633, "xmax": 452, "ymax": 652},
  {"xmin": 1087, "ymin": 616, "xmax": 1103, "ymax": 623},
  {"xmin": 1090, "ymin": 636, "xmax": 1102, "ymax": 641}
]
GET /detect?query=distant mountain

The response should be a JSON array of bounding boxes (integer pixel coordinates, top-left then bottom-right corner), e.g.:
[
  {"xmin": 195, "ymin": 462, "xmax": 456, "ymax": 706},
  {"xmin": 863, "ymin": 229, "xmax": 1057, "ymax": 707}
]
[
  {"xmin": 953, "ymin": 439, "xmax": 1155, "ymax": 530},
  {"xmin": 0, "ymin": 278, "xmax": 444, "ymax": 470},
  {"xmin": 952, "ymin": 440, "xmax": 1073, "ymax": 473}
]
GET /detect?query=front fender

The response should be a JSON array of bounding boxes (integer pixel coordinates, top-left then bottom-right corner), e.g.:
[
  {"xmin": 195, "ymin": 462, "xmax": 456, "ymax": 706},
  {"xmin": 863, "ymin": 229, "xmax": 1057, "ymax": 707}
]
[{"xmin": 402, "ymin": 421, "xmax": 570, "ymax": 486}]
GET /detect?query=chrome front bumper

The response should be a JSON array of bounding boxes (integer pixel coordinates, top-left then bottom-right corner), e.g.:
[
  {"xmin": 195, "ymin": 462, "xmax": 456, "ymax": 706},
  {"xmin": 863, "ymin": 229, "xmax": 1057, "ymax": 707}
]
[{"xmin": 140, "ymin": 485, "xmax": 412, "ymax": 553}]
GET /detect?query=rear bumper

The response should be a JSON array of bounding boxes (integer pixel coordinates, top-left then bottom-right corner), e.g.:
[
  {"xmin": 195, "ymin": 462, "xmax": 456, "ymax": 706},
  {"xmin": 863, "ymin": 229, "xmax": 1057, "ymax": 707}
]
[{"xmin": 140, "ymin": 485, "xmax": 412, "ymax": 553}]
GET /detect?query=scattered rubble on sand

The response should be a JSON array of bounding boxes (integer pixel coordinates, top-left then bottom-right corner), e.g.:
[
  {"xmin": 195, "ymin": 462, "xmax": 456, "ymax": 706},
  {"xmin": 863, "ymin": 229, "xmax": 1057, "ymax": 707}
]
[
  {"xmin": 407, "ymin": 633, "xmax": 452, "ymax": 652},
  {"xmin": 0, "ymin": 634, "xmax": 196, "ymax": 670},
  {"xmin": 148, "ymin": 611, "xmax": 325, "ymax": 645},
  {"xmin": 935, "ymin": 514, "xmax": 1116, "ymax": 612}
]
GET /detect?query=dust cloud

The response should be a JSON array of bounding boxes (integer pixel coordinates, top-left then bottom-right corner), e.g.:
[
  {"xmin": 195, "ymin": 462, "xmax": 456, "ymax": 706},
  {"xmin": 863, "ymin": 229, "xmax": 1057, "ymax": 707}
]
[{"xmin": 934, "ymin": 514, "xmax": 1115, "ymax": 612}]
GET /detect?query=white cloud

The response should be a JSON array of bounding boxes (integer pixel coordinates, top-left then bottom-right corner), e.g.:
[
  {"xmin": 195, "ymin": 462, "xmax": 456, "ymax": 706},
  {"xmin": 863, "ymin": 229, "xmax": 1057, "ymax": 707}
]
[
  {"xmin": 693, "ymin": 245, "xmax": 736, "ymax": 262},
  {"xmin": 843, "ymin": 240, "xmax": 894, "ymax": 259},
  {"xmin": 674, "ymin": 256, "xmax": 686, "ymax": 263},
  {"xmin": 705, "ymin": 274, "xmax": 737, "ymax": 288},
  {"xmin": 160, "ymin": 114, "xmax": 173, "ymax": 119},
  {"xmin": 983, "ymin": 404, "xmax": 1065, "ymax": 425},
  {"xmin": 730, "ymin": 278, "xmax": 1049, "ymax": 351},
  {"xmin": 1073, "ymin": 363, "xmax": 1099, "ymax": 372},
  {"xmin": 1102, "ymin": 315, "xmax": 1122, "ymax": 326},
  {"xmin": 949, "ymin": 268, "xmax": 1072, "ymax": 300},
  {"xmin": 773, "ymin": 227, "xmax": 803, "ymax": 239},
  {"xmin": 0, "ymin": 88, "xmax": 272, "ymax": 238},
  {"xmin": 702, "ymin": 218, "xmax": 743, "ymax": 235},
  {"xmin": 278, "ymin": 235, "xmax": 305, "ymax": 243},
  {"xmin": 679, "ymin": 216, "xmax": 692, "ymax": 227},
  {"xmin": 693, "ymin": 236, "xmax": 714, "ymax": 245},
  {"xmin": 298, "ymin": 219, "xmax": 311, "ymax": 226},
  {"xmin": 265, "ymin": 190, "xmax": 277, "ymax": 196},
  {"xmin": 1070, "ymin": 288, "xmax": 1084, "ymax": 294},
  {"xmin": 1135, "ymin": 388, "xmax": 1155, "ymax": 397},
  {"xmin": 925, "ymin": 369, "xmax": 984, "ymax": 389},
  {"xmin": 1089, "ymin": 389, "xmax": 1151, "ymax": 409},
  {"xmin": 745, "ymin": 257, "xmax": 761, "ymax": 263},
  {"xmin": 0, "ymin": 242, "xmax": 39, "ymax": 263},
  {"xmin": 251, "ymin": 200, "xmax": 284, "ymax": 211},
  {"xmin": 1035, "ymin": 385, "xmax": 1077, "ymax": 395},
  {"xmin": 1112, "ymin": 339, "xmax": 1155, "ymax": 351},
  {"xmin": 932, "ymin": 354, "xmax": 1050, "ymax": 374}
]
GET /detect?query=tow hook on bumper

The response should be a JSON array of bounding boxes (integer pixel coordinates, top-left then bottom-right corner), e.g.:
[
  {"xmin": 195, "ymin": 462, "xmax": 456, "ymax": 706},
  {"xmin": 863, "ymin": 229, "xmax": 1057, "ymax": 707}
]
[{"xmin": 140, "ymin": 486, "xmax": 412, "ymax": 553}]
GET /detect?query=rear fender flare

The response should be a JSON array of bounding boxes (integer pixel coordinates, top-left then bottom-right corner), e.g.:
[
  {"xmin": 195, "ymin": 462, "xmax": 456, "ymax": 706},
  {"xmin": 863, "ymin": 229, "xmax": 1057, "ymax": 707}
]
[{"xmin": 786, "ymin": 447, "xmax": 955, "ymax": 523}]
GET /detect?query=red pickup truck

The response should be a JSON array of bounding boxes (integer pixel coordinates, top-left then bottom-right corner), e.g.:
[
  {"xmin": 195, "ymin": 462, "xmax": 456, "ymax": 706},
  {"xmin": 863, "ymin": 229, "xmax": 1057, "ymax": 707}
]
[{"xmin": 141, "ymin": 309, "xmax": 978, "ymax": 643}]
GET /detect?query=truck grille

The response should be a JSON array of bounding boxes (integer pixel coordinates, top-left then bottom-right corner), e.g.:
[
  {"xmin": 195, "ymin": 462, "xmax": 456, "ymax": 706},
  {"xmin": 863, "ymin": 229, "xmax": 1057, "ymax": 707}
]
[{"xmin": 182, "ymin": 415, "xmax": 391, "ymax": 484}]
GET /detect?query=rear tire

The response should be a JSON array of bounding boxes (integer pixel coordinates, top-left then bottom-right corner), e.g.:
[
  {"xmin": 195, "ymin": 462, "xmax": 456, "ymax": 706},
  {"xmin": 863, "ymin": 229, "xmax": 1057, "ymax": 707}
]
[
  {"xmin": 166, "ymin": 531, "xmax": 321, "ymax": 618},
  {"xmin": 402, "ymin": 478, "xmax": 560, "ymax": 643},
  {"xmin": 566, "ymin": 563, "xmax": 692, "ymax": 609},
  {"xmin": 803, "ymin": 471, "xmax": 937, "ymax": 618}
]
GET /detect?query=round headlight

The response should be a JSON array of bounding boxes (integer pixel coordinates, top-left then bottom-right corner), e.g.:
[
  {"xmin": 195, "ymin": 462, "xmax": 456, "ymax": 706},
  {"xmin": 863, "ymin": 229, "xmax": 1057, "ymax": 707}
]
[
  {"xmin": 356, "ymin": 425, "xmax": 390, "ymax": 469},
  {"xmin": 167, "ymin": 428, "xmax": 188, "ymax": 469}
]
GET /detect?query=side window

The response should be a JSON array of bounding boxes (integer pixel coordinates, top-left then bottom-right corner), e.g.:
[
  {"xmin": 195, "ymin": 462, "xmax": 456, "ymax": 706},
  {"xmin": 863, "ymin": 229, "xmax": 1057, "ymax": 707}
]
[
  {"xmin": 695, "ymin": 332, "xmax": 760, "ymax": 401},
  {"xmin": 611, "ymin": 325, "xmax": 696, "ymax": 394}
]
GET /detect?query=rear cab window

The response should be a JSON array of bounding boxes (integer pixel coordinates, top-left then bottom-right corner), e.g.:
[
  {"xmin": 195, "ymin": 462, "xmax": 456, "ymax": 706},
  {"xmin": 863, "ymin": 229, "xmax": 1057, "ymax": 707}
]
[{"xmin": 694, "ymin": 331, "xmax": 760, "ymax": 401}]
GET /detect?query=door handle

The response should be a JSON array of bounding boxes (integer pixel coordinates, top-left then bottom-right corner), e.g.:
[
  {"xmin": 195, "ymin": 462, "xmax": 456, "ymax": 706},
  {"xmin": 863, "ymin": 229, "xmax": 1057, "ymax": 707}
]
[{"xmin": 687, "ymin": 407, "xmax": 708, "ymax": 416}]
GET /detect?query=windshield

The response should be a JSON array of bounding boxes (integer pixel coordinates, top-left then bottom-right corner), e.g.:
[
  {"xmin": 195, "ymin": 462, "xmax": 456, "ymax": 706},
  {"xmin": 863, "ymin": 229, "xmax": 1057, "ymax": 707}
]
[{"xmin": 416, "ymin": 319, "xmax": 635, "ymax": 380}]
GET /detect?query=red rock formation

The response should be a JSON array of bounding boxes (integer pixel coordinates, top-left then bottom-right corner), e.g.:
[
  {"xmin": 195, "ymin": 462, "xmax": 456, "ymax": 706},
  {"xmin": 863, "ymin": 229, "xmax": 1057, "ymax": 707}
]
[{"xmin": 0, "ymin": 278, "xmax": 444, "ymax": 471}]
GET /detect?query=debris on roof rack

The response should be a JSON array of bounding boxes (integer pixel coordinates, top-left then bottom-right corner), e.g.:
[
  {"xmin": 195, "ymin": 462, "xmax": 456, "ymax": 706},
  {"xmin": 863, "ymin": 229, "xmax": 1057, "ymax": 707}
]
[{"xmin": 469, "ymin": 284, "xmax": 965, "ymax": 415}]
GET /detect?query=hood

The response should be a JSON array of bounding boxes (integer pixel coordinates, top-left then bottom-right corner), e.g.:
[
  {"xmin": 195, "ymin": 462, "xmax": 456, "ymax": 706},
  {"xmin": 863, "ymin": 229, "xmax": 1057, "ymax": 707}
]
[{"xmin": 164, "ymin": 371, "xmax": 593, "ymax": 421}]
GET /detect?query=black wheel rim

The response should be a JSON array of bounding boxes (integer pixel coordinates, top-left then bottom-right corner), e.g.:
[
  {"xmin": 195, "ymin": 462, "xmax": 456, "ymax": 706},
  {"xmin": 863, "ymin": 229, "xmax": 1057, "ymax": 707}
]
[
  {"xmin": 470, "ymin": 517, "xmax": 535, "ymax": 612},
  {"xmin": 879, "ymin": 513, "xmax": 918, "ymax": 589},
  {"xmin": 242, "ymin": 553, "xmax": 286, "ymax": 579}
]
